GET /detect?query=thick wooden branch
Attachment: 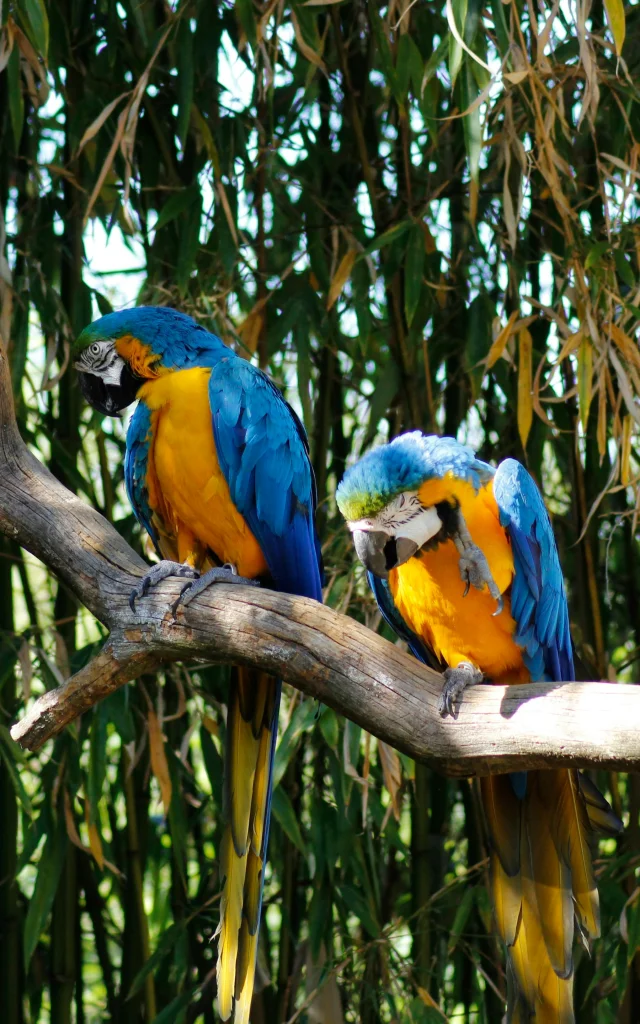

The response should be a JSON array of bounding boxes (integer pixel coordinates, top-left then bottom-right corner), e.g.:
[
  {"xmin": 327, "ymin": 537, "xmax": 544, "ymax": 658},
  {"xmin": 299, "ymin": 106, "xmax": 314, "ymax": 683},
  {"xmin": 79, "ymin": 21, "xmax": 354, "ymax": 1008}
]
[{"xmin": 2, "ymin": 340, "xmax": 640, "ymax": 774}]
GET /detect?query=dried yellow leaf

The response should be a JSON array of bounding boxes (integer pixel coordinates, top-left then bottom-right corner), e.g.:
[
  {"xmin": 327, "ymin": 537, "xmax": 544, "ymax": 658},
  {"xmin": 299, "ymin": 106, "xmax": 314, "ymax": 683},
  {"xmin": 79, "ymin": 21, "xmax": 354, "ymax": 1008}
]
[
  {"xmin": 85, "ymin": 801, "xmax": 105, "ymax": 870},
  {"xmin": 327, "ymin": 249, "xmax": 356, "ymax": 311},
  {"xmin": 148, "ymin": 708, "xmax": 172, "ymax": 814},
  {"xmin": 485, "ymin": 310, "xmax": 518, "ymax": 368},
  {"xmin": 517, "ymin": 327, "xmax": 533, "ymax": 450},
  {"xmin": 621, "ymin": 414, "xmax": 632, "ymax": 486},
  {"xmin": 604, "ymin": 0, "xmax": 626, "ymax": 54},
  {"xmin": 597, "ymin": 367, "xmax": 607, "ymax": 463},
  {"xmin": 504, "ymin": 71, "xmax": 528, "ymax": 84},
  {"xmin": 378, "ymin": 741, "xmax": 403, "ymax": 822},
  {"xmin": 577, "ymin": 337, "xmax": 593, "ymax": 431}
]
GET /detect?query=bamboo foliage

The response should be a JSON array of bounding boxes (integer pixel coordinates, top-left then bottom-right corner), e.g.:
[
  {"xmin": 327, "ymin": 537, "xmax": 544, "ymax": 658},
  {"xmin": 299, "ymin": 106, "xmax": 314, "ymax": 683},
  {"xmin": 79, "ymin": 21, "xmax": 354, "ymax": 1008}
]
[{"xmin": 2, "ymin": 0, "xmax": 640, "ymax": 1020}]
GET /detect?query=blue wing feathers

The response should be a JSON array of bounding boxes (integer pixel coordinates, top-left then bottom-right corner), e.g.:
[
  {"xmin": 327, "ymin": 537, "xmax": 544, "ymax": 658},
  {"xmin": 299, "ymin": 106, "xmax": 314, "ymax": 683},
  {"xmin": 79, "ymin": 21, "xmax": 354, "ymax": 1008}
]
[
  {"xmin": 209, "ymin": 357, "xmax": 322, "ymax": 603},
  {"xmin": 493, "ymin": 459, "xmax": 573, "ymax": 684},
  {"xmin": 124, "ymin": 402, "xmax": 158, "ymax": 548}
]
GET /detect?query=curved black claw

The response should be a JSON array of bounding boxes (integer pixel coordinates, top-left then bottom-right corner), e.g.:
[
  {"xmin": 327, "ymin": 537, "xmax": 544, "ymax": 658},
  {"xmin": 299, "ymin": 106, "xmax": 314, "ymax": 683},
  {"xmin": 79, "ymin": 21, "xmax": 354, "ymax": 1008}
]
[
  {"xmin": 171, "ymin": 562, "xmax": 260, "ymax": 619},
  {"xmin": 129, "ymin": 560, "xmax": 199, "ymax": 613},
  {"xmin": 438, "ymin": 662, "xmax": 484, "ymax": 719}
]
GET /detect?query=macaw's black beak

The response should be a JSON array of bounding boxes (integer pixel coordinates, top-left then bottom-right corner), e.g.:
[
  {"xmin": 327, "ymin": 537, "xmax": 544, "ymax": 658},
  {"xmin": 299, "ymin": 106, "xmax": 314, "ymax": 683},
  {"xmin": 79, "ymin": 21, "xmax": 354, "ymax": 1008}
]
[
  {"xmin": 77, "ymin": 363, "xmax": 142, "ymax": 416},
  {"xmin": 352, "ymin": 530, "xmax": 419, "ymax": 579}
]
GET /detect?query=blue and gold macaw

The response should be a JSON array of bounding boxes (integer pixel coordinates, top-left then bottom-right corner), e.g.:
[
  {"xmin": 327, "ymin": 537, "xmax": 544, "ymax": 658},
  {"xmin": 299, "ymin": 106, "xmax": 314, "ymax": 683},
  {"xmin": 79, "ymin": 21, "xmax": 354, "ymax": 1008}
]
[
  {"xmin": 337, "ymin": 431, "xmax": 619, "ymax": 1022},
  {"xmin": 74, "ymin": 306, "xmax": 323, "ymax": 1023}
]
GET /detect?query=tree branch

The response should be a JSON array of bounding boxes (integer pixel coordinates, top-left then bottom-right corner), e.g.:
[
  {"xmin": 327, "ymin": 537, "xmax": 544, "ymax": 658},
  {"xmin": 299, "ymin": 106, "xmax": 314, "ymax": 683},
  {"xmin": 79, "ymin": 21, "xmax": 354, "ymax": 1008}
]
[{"xmin": 2, "ymin": 340, "xmax": 640, "ymax": 774}]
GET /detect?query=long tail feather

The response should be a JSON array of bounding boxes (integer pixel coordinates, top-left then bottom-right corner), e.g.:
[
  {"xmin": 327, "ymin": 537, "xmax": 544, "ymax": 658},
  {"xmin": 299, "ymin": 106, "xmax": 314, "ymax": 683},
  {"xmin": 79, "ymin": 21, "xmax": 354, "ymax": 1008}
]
[
  {"xmin": 482, "ymin": 768, "xmax": 617, "ymax": 1022},
  {"xmin": 217, "ymin": 668, "xmax": 281, "ymax": 1023}
]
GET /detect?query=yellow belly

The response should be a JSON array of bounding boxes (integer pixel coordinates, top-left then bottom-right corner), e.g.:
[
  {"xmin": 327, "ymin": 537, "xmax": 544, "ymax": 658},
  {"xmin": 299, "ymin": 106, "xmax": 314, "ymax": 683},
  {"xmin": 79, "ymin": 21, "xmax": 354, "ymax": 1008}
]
[
  {"xmin": 389, "ymin": 479, "xmax": 530, "ymax": 684},
  {"xmin": 136, "ymin": 367, "xmax": 268, "ymax": 579}
]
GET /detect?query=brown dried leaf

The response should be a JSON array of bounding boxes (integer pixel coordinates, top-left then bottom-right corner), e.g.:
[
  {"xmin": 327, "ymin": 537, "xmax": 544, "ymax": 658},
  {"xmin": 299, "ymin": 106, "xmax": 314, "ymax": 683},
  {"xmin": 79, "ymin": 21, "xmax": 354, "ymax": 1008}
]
[
  {"xmin": 148, "ymin": 708, "xmax": 172, "ymax": 814},
  {"xmin": 485, "ymin": 310, "xmax": 518, "ymax": 368},
  {"xmin": 518, "ymin": 327, "xmax": 533, "ymax": 449},
  {"xmin": 290, "ymin": 9, "xmax": 326, "ymax": 70},
  {"xmin": 597, "ymin": 366, "xmax": 608, "ymax": 462},
  {"xmin": 85, "ymin": 801, "xmax": 105, "ymax": 870},
  {"xmin": 621, "ymin": 414, "xmax": 633, "ymax": 486},
  {"xmin": 327, "ymin": 249, "xmax": 356, "ymax": 311},
  {"xmin": 378, "ymin": 741, "xmax": 403, "ymax": 822},
  {"xmin": 577, "ymin": 337, "xmax": 593, "ymax": 431},
  {"xmin": 77, "ymin": 91, "xmax": 130, "ymax": 156}
]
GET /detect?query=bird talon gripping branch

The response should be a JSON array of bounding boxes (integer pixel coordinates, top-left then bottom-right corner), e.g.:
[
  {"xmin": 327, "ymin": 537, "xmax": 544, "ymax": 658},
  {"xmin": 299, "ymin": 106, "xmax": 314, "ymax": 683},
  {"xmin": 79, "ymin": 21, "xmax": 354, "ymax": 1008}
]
[
  {"xmin": 129, "ymin": 559, "xmax": 199, "ymax": 613},
  {"xmin": 170, "ymin": 562, "xmax": 261, "ymax": 619},
  {"xmin": 438, "ymin": 661, "xmax": 484, "ymax": 718}
]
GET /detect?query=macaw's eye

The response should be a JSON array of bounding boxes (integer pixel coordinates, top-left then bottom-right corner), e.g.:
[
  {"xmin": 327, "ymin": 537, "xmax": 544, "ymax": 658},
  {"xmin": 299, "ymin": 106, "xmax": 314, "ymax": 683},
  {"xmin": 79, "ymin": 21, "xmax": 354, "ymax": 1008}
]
[{"xmin": 90, "ymin": 343, "xmax": 101, "ymax": 355}]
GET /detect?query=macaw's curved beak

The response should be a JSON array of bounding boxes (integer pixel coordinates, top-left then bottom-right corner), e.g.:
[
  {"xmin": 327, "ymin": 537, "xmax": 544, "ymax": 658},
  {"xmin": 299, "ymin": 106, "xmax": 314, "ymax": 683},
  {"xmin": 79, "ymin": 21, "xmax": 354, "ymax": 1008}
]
[
  {"xmin": 352, "ymin": 529, "xmax": 419, "ymax": 579},
  {"xmin": 77, "ymin": 362, "xmax": 141, "ymax": 416}
]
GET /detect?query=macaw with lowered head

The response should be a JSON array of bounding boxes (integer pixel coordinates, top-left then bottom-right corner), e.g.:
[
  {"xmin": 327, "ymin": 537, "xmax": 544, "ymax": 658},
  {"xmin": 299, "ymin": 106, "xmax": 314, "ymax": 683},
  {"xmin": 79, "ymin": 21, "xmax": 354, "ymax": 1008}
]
[
  {"xmin": 74, "ymin": 306, "xmax": 323, "ymax": 1023},
  {"xmin": 336, "ymin": 431, "xmax": 619, "ymax": 1022}
]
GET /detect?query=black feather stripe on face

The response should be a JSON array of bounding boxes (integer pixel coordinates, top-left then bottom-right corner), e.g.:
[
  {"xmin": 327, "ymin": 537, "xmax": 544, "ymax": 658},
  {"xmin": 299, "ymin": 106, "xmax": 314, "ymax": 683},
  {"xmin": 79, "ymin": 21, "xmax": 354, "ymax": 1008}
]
[{"xmin": 419, "ymin": 498, "xmax": 460, "ymax": 553}]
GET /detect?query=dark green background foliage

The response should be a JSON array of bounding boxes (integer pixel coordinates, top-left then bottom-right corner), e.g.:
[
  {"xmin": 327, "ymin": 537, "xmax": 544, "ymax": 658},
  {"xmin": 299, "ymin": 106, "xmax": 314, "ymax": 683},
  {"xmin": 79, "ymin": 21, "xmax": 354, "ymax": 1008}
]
[{"xmin": 1, "ymin": 0, "xmax": 640, "ymax": 1020}]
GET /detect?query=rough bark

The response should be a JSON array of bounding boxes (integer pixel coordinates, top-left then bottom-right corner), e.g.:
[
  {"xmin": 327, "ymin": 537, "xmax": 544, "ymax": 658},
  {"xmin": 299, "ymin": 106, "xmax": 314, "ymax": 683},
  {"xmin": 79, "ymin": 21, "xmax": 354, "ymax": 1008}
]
[{"xmin": 1, "ymin": 339, "xmax": 640, "ymax": 775}]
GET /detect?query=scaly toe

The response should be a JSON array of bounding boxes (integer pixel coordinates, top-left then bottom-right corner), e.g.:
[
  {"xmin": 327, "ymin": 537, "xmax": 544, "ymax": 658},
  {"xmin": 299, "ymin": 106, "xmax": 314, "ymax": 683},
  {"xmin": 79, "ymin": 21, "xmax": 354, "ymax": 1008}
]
[
  {"xmin": 129, "ymin": 560, "xmax": 199, "ymax": 613},
  {"xmin": 171, "ymin": 563, "xmax": 261, "ymax": 618}
]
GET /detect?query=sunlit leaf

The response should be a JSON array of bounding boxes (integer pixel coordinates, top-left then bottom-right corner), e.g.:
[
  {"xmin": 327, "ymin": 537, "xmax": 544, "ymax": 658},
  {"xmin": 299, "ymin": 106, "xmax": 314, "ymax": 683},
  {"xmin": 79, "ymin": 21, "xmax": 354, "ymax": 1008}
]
[
  {"xmin": 604, "ymin": 0, "xmax": 625, "ymax": 55},
  {"xmin": 517, "ymin": 327, "xmax": 533, "ymax": 449}
]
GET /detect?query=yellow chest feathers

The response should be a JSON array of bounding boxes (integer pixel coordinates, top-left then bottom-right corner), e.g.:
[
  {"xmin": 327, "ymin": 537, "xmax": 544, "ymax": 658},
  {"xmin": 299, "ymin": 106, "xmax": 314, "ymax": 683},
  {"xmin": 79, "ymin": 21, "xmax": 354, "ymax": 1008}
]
[
  {"xmin": 389, "ymin": 477, "xmax": 529, "ymax": 683},
  {"xmin": 136, "ymin": 368, "xmax": 268, "ymax": 579}
]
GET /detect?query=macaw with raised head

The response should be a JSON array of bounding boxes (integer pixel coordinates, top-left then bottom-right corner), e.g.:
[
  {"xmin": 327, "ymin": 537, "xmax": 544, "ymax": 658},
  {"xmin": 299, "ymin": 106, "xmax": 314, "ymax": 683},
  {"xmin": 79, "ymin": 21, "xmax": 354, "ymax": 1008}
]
[
  {"xmin": 74, "ymin": 306, "xmax": 323, "ymax": 1023},
  {"xmin": 336, "ymin": 431, "xmax": 619, "ymax": 1022}
]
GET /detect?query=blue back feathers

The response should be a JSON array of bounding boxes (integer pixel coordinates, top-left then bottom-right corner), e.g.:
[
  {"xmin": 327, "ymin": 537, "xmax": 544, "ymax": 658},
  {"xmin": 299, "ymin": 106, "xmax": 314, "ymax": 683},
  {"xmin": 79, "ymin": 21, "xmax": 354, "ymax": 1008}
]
[{"xmin": 493, "ymin": 459, "xmax": 574, "ymax": 684}]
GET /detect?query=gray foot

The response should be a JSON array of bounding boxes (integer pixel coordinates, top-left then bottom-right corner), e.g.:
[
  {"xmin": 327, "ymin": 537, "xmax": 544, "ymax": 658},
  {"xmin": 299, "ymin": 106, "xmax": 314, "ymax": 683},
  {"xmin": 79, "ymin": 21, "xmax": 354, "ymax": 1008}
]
[
  {"xmin": 438, "ymin": 662, "xmax": 484, "ymax": 718},
  {"xmin": 130, "ymin": 560, "xmax": 199, "ymax": 612},
  {"xmin": 171, "ymin": 563, "xmax": 260, "ymax": 618},
  {"xmin": 457, "ymin": 544, "xmax": 504, "ymax": 616}
]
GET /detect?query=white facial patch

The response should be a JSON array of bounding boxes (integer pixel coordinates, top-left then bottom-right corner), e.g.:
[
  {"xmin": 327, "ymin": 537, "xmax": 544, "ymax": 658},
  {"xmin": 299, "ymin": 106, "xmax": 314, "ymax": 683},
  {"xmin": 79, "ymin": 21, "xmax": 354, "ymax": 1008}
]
[
  {"xmin": 348, "ymin": 491, "xmax": 443, "ymax": 548},
  {"xmin": 75, "ymin": 339, "xmax": 124, "ymax": 385}
]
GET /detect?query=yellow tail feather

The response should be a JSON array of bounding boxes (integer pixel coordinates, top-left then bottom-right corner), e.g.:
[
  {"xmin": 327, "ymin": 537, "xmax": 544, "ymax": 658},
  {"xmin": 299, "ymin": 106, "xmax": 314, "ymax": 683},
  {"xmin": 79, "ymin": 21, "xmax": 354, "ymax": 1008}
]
[
  {"xmin": 483, "ymin": 769, "xmax": 600, "ymax": 1023},
  {"xmin": 217, "ymin": 668, "xmax": 279, "ymax": 1023}
]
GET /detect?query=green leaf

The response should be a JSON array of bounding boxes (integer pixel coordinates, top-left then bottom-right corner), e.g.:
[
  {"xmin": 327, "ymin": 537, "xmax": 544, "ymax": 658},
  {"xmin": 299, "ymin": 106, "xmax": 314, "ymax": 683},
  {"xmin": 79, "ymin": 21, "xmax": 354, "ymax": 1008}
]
[
  {"xmin": 177, "ymin": 19, "xmax": 194, "ymax": 149},
  {"xmin": 7, "ymin": 45, "xmax": 24, "ymax": 150},
  {"xmin": 127, "ymin": 923, "xmax": 183, "ymax": 999},
  {"xmin": 155, "ymin": 184, "xmax": 199, "ymax": 232},
  {"xmin": 614, "ymin": 249, "xmax": 635, "ymax": 289},
  {"xmin": 338, "ymin": 883, "xmax": 379, "ymax": 938},
  {"xmin": 404, "ymin": 225, "xmax": 425, "ymax": 326},
  {"xmin": 465, "ymin": 294, "xmax": 492, "ymax": 399},
  {"xmin": 17, "ymin": 0, "xmax": 49, "ymax": 58},
  {"xmin": 490, "ymin": 0, "xmax": 510, "ymax": 55},
  {"xmin": 151, "ymin": 989, "xmax": 194, "ymax": 1024},
  {"xmin": 87, "ymin": 705, "xmax": 107, "ymax": 822},
  {"xmin": 235, "ymin": 0, "xmax": 257, "ymax": 51},
  {"xmin": 0, "ymin": 726, "xmax": 32, "ymax": 814},
  {"xmin": 585, "ymin": 241, "xmax": 609, "ymax": 270},
  {"xmin": 448, "ymin": 0, "xmax": 468, "ymax": 88},
  {"xmin": 23, "ymin": 816, "xmax": 67, "ymax": 969},
  {"xmin": 273, "ymin": 699, "xmax": 318, "ymax": 789},
  {"xmin": 272, "ymin": 786, "xmax": 306, "ymax": 854},
  {"xmin": 448, "ymin": 885, "xmax": 477, "ymax": 953},
  {"xmin": 318, "ymin": 707, "xmax": 339, "ymax": 750},
  {"xmin": 363, "ymin": 221, "xmax": 412, "ymax": 257},
  {"xmin": 460, "ymin": 64, "xmax": 481, "ymax": 183}
]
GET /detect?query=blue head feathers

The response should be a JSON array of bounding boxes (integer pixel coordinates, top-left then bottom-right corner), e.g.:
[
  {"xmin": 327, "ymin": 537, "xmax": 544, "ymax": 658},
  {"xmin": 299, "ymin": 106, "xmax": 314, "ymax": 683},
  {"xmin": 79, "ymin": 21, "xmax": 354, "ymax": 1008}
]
[
  {"xmin": 74, "ymin": 306, "xmax": 228, "ymax": 370},
  {"xmin": 336, "ymin": 432, "xmax": 495, "ymax": 521}
]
